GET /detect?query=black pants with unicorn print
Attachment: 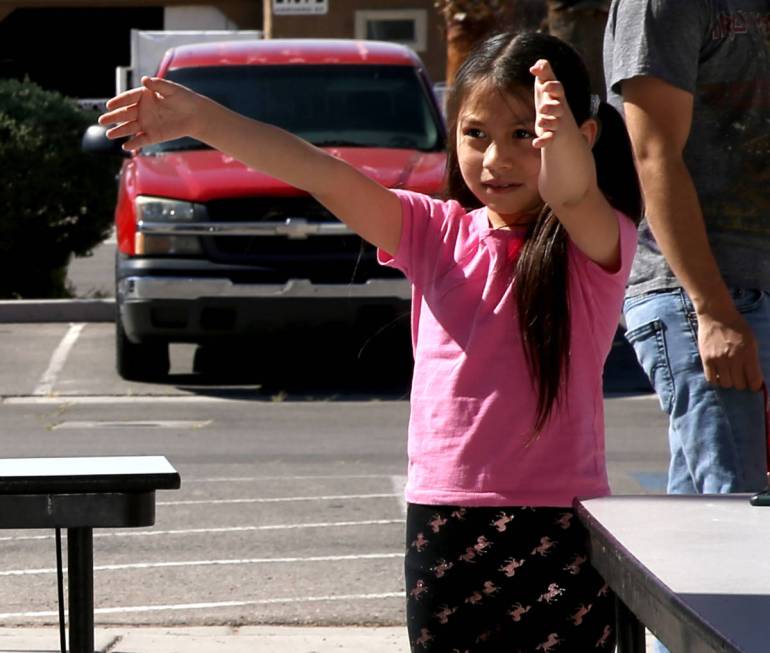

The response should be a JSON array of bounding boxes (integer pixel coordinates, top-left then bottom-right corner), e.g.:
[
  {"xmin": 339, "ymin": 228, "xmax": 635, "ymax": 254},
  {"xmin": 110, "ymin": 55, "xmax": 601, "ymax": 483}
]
[{"xmin": 405, "ymin": 504, "xmax": 615, "ymax": 653}]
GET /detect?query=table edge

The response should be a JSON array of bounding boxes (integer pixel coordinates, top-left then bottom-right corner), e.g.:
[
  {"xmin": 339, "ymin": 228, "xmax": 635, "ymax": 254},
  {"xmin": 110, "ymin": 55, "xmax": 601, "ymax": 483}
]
[{"xmin": 574, "ymin": 498, "xmax": 743, "ymax": 653}]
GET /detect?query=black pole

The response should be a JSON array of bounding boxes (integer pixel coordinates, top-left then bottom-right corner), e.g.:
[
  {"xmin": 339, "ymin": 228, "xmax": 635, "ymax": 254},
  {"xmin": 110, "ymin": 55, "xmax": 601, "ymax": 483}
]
[
  {"xmin": 55, "ymin": 528, "xmax": 67, "ymax": 653},
  {"xmin": 67, "ymin": 527, "xmax": 94, "ymax": 653}
]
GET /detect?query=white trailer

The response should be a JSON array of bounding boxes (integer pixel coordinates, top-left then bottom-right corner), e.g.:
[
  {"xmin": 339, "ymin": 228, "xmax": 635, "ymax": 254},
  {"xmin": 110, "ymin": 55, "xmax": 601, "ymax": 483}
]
[{"xmin": 116, "ymin": 29, "xmax": 263, "ymax": 93}]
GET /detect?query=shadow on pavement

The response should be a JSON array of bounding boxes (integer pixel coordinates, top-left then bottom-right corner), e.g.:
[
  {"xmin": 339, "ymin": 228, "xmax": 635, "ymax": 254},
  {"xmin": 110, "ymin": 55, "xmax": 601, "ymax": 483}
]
[{"xmin": 155, "ymin": 326, "xmax": 651, "ymax": 402}]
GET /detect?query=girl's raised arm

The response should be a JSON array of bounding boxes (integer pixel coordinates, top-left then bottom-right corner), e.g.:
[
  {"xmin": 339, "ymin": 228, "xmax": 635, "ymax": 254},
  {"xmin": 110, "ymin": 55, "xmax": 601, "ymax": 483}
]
[
  {"xmin": 99, "ymin": 77, "xmax": 403, "ymax": 255},
  {"xmin": 529, "ymin": 61, "xmax": 620, "ymax": 270}
]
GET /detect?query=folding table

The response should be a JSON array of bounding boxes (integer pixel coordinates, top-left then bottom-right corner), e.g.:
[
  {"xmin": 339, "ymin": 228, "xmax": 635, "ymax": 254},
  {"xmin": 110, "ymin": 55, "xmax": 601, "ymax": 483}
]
[
  {"xmin": 0, "ymin": 456, "xmax": 180, "ymax": 653},
  {"xmin": 576, "ymin": 494, "xmax": 770, "ymax": 653}
]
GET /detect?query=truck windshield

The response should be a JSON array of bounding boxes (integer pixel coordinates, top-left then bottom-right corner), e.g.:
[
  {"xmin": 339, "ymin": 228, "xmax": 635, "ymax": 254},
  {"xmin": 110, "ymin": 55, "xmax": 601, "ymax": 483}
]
[{"xmin": 144, "ymin": 64, "xmax": 445, "ymax": 154}]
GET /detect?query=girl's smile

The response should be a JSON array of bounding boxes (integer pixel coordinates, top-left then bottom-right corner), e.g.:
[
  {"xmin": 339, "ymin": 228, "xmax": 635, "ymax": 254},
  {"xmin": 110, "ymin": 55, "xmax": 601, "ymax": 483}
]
[
  {"xmin": 481, "ymin": 179, "xmax": 523, "ymax": 193},
  {"xmin": 457, "ymin": 84, "xmax": 543, "ymax": 228}
]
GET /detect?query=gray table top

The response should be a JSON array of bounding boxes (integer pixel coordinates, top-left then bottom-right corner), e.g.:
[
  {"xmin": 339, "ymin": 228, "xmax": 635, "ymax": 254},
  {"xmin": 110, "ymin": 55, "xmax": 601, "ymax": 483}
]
[
  {"xmin": 577, "ymin": 494, "xmax": 770, "ymax": 653},
  {"xmin": 0, "ymin": 456, "xmax": 180, "ymax": 494}
]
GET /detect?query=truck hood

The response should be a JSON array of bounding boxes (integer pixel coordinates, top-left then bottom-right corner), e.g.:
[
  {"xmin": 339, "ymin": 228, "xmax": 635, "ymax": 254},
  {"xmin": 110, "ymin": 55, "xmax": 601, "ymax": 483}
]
[{"xmin": 128, "ymin": 147, "xmax": 446, "ymax": 201}]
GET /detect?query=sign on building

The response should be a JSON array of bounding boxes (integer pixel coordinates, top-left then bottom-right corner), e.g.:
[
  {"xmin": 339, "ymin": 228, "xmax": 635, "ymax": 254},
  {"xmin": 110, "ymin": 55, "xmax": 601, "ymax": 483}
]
[{"xmin": 273, "ymin": 0, "xmax": 328, "ymax": 15}]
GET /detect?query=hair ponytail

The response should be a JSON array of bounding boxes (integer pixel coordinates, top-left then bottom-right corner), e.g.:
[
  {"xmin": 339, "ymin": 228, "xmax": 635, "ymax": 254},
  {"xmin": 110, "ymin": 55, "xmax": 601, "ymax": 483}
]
[
  {"xmin": 515, "ymin": 209, "xmax": 570, "ymax": 433},
  {"xmin": 593, "ymin": 101, "xmax": 643, "ymax": 223}
]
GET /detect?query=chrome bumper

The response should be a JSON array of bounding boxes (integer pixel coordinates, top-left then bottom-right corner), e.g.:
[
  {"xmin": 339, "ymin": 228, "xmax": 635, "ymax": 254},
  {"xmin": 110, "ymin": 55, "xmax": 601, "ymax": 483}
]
[
  {"xmin": 118, "ymin": 276, "xmax": 411, "ymax": 301},
  {"xmin": 138, "ymin": 219, "xmax": 353, "ymax": 239}
]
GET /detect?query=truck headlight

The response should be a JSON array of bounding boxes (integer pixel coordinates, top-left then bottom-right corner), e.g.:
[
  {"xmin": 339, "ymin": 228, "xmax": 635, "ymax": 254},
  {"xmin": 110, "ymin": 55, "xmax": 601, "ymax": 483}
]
[
  {"xmin": 135, "ymin": 197, "xmax": 206, "ymax": 256},
  {"xmin": 136, "ymin": 196, "xmax": 208, "ymax": 222}
]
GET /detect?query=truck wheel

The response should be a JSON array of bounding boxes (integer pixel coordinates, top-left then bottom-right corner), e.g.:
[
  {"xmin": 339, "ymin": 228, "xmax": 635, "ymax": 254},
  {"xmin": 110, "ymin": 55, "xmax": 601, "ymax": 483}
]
[{"xmin": 115, "ymin": 319, "xmax": 170, "ymax": 381}]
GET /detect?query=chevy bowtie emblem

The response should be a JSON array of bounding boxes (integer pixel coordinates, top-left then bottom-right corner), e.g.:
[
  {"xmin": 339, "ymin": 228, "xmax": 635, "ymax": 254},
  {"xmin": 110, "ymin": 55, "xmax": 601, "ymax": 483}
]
[{"xmin": 276, "ymin": 218, "xmax": 314, "ymax": 239}]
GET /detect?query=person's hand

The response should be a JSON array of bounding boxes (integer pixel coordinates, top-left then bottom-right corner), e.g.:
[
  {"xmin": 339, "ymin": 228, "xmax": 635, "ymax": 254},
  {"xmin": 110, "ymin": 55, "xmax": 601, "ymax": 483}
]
[
  {"xmin": 697, "ymin": 306, "xmax": 763, "ymax": 391},
  {"xmin": 529, "ymin": 59, "xmax": 574, "ymax": 149},
  {"xmin": 98, "ymin": 76, "xmax": 204, "ymax": 152}
]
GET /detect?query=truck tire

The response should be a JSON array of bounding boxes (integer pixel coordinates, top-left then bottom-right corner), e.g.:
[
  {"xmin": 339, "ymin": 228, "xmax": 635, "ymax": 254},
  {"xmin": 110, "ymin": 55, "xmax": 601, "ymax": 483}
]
[{"xmin": 115, "ymin": 319, "xmax": 170, "ymax": 382}]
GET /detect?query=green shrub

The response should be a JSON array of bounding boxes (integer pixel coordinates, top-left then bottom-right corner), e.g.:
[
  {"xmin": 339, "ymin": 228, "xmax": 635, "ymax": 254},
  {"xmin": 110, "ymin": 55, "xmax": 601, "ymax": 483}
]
[{"xmin": 0, "ymin": 78, "xmax": 118, "ymax": 298}]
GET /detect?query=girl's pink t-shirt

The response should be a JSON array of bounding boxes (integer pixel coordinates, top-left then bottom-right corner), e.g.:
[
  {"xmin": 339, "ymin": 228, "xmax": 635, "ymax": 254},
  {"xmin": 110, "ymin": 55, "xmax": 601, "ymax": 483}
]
[{"xmin": 378, "ymin": 190, "xmax": 637, "ymax": 507}]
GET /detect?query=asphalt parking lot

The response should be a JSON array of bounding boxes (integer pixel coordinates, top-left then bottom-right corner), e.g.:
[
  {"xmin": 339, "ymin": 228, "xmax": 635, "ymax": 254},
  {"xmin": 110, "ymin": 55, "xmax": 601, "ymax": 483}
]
[{"xmin": 0, "ymin": 318, "xmax": 668, "ymax": 629}]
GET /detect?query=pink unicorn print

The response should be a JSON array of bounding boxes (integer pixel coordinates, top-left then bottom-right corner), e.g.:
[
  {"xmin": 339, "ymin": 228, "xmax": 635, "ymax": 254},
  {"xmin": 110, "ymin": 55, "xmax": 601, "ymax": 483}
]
[
  {"xmin": 508, "ymin": 602, "xmax": 531, "ymax": 622},
  {"xmin": 411, "ymin": 532, "xmax": 429, "ymax": 552},
  {"xmin": 433, "ymin": 558, "xmax": 454, "ymax": 578},
  {"xmin": 571, "ymin": 603, "xmax": 592, "ymax": 625},
  {"xmin": 563, "ymin": 554, "xmax": 587, "ymax": 575},
  {"xmin": 429, "ymin": 513, "xmax": 448, "ymax": 533},
  {"xmin": 537, "ymin": 583, "xmax": 565, "ymax": 604},
  {"xmin": 464, "ymin": 590, "xmax": 484, "ymax": 605},
  {"xmin": 414, "ymin": 628, "xmax": 433, "ymax": 649},
  {"xmin": 409, "ymin": 579, "xmax": 428, "ymax": 600},
  {"xmin": 474, "ymin": 535, "xmax": 493, "ymax": 554},
  {"xmin": 554, "ymin": 512, "xmax": 573, "ymax": 529},
  {"xmin": 535, "ymin": 633, "xmax": 561, "ymax": 652},
  {"xmin": 459, "ymin": 546, "xmax": 478, "ymax": 563},
  {"xmin": 595, "ymin": 625, "xmax": 612, "ymax": 648},
  {"xmin": 482, "ymin": 580, "xmax": 499, "ymax": 595},
  {"xmin": 433, "ymin": 605, "xmax": 457, "ymax": 624},
  {"xmin": 531, "ymin": 536, "xmax": 556, "ymax": 556},
  {"xmin": 491, "ymin": 512, "xmax": 514, "ymax": 532},
  {"xmin": 499, "ymin": 557, "xmax": 525, "ymax": 577},
  {"xmin": 596, "ymin": 583, "xmax": 609, "ymax": 597}
]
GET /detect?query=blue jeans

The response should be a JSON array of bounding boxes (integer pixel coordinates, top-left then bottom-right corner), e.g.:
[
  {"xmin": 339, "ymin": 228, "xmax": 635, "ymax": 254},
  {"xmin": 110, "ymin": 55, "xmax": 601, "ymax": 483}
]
[{"xmin": 623, "ymin": 288, "xmax": 770, "ymax": 494}]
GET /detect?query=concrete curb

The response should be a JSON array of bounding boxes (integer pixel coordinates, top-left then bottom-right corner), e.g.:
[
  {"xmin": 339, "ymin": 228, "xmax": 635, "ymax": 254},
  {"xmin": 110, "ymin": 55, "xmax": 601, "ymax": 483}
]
[
  {"xmin": 0, "ymin": 299, "xmax": 115, "ymax": 323},
  {"xmin": 0, "ymin": 626, "xmax": 411, "ymax": 653}
]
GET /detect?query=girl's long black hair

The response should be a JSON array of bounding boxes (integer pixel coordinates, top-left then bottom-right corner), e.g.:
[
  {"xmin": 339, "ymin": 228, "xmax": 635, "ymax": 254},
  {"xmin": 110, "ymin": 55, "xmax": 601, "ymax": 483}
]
[{"xmin": 444, "ymin": 31, "xmax": 642, "ymax": 432}]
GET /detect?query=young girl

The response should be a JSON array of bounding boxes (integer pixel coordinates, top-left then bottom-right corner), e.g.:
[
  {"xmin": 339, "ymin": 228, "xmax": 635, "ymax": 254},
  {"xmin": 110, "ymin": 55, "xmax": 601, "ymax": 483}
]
[{"xmin": 100, "ymin": 31, "xmax": 641, "ymax": 653}]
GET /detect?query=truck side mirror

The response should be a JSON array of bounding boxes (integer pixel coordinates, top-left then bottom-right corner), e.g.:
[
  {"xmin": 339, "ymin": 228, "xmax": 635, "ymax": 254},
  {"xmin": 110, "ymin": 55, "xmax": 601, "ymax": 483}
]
[{"xmin": 81, "ymin": 124, "xmax": 130, "ymax": 157}]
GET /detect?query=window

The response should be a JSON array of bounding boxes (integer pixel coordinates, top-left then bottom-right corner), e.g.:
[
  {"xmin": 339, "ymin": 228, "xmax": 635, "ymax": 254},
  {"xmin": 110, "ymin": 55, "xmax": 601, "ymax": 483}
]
[
  {"xmin": 153, "ymin": 65, "xmax": 444, "ymax": 154},
  {"xmin": 354, "ymin": 9, "xmax": 428, "ymax": 52}
]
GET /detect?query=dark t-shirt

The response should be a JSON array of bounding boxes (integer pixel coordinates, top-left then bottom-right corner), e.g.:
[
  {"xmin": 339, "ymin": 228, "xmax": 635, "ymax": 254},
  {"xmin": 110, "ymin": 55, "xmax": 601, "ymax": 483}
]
[{"xmin": 604, "ymin": 0, "xmax": 770, "ymax": 295}]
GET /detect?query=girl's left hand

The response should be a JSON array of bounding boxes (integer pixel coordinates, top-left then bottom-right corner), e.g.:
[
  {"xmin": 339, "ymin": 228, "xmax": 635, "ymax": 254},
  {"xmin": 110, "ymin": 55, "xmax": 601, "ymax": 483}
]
[{"xmin": 529, "ymin": 59, "xmax": 568, "ymax": 149}]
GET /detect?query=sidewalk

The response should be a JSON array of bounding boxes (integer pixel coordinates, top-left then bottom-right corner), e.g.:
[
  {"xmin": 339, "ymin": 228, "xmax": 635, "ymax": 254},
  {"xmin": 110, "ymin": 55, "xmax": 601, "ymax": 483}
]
[
  {"xmin": 0, "ymin": 625, "xmax": 656, "ymax": 652},
  {"xmin": 0, "ymin": 626, "xmax": 409, "ymax": 652}
]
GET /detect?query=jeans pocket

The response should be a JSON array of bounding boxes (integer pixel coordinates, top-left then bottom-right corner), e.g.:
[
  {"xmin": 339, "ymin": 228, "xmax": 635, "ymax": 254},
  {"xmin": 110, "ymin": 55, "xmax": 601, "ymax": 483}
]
[
  {"xmin": 731, "ymin": 288, "xmax": 766, "ymax": 314},
  {"xmin": 624, "ymin": 319, "xmax": 674, "ymax": 413}
]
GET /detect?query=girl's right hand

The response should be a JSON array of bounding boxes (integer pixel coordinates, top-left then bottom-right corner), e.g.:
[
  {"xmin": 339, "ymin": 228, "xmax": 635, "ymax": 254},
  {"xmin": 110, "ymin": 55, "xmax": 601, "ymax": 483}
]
[{"xmin": 98, "ymin": 77, "xmax": 204, "ymax": 153}]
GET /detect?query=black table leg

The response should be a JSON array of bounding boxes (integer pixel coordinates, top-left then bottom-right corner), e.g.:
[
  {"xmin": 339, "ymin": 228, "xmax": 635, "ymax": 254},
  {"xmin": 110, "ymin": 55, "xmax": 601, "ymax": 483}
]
[
  {"xmin": 67, "ymin": 527, "xmax": 94, "ymax": 653},
  {"xmin": 616, "ymin": 597, "xmax": 646, "ymax": 653}
]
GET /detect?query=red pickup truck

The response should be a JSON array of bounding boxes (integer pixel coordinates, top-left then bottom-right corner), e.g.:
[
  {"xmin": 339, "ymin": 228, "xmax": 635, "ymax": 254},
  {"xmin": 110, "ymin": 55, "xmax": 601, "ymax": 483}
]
[{"xmin": 84, "ymin": 39, "xmax": 446, "ymax": 382}]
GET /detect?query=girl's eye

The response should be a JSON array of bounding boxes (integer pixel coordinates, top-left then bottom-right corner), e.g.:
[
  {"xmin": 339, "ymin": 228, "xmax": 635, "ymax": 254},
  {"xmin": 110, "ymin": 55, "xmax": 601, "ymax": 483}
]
[
  {"xmin": 463, "ymin": 128, "xmax": 486, "ymax": 139},
  {"xmin": 514, "ymin": 129, "xmax": 535, "ymax": 140}
]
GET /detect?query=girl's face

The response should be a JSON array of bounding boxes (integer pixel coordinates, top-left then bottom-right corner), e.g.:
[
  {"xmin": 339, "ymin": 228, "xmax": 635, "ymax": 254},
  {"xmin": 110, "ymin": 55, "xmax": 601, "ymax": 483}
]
[{"xmin": 456, "ymin": 82, "xmax": 543, "ymax": 228}]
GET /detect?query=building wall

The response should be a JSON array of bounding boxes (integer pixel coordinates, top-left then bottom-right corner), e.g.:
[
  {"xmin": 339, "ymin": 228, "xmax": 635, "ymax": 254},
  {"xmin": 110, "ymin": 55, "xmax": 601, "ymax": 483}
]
[
  {"xmin": 0, "ymin": 0, "xmax": 443, "ymax": 97},
  {"xmin": 265, "ymin": 0, "xmax": 447, "ymax": 84},
  {"xmin": 0, "ymin": 1, "xmax": 263, "ymax": 97}
]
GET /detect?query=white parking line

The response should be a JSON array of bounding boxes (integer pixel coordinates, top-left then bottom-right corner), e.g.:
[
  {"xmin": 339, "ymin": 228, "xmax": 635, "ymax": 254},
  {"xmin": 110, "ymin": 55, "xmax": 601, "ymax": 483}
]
[
  {"xmin": 3, "ymin": 395, "xmax": 408, "ymax": 404},
  {"xmin": 0, "ymin": 552, "xmax": 404, "ymax": 577},
  {"xmin": 3, "ymin": 395, "xmax": 233, "ymax": 405},
  {"xmin": 33, "ymin": 323, "xmax": 85, "ymax": 396},
  {"xmin": 187, "ymin": 474, "xmax": 399, "ymax": 482},
  {"xmin": 157, "ymin": 493, "xmax": 399, "ymax": 506},
  {"xmin": 0, "ymin": 519, "xmax": 406, "ymax": 542},
  {"xmin": 52, "ymin": 420, "xmax": 212, "ymax": 430},
  {"xmin": 0, "ymin": 592, "xmax": 404, "ymax": 619}
]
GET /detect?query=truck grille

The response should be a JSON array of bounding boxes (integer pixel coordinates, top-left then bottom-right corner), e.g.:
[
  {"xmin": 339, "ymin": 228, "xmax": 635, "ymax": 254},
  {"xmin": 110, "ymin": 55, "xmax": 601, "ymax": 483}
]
[{"xmin": 201, "ymin": 196, "xmax": 401, "ymax": 283}]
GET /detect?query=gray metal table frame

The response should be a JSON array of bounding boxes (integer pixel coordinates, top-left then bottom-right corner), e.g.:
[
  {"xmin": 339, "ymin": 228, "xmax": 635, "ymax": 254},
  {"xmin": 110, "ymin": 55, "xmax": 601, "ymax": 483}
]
[
  {"xmin": 0, "ymin": 456, "xmax": 180, "ymax": 653},
  {"xmin": 576, "ymin": 495, "xmax": 770, "ymax": 653}
]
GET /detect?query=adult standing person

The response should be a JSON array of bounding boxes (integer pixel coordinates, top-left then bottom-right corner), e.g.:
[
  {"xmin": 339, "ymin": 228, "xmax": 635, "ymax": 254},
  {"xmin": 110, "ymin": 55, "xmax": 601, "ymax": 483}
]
[{"xmin": 604, "ymin": 0, "xmax": 770, "ymax": 496}]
